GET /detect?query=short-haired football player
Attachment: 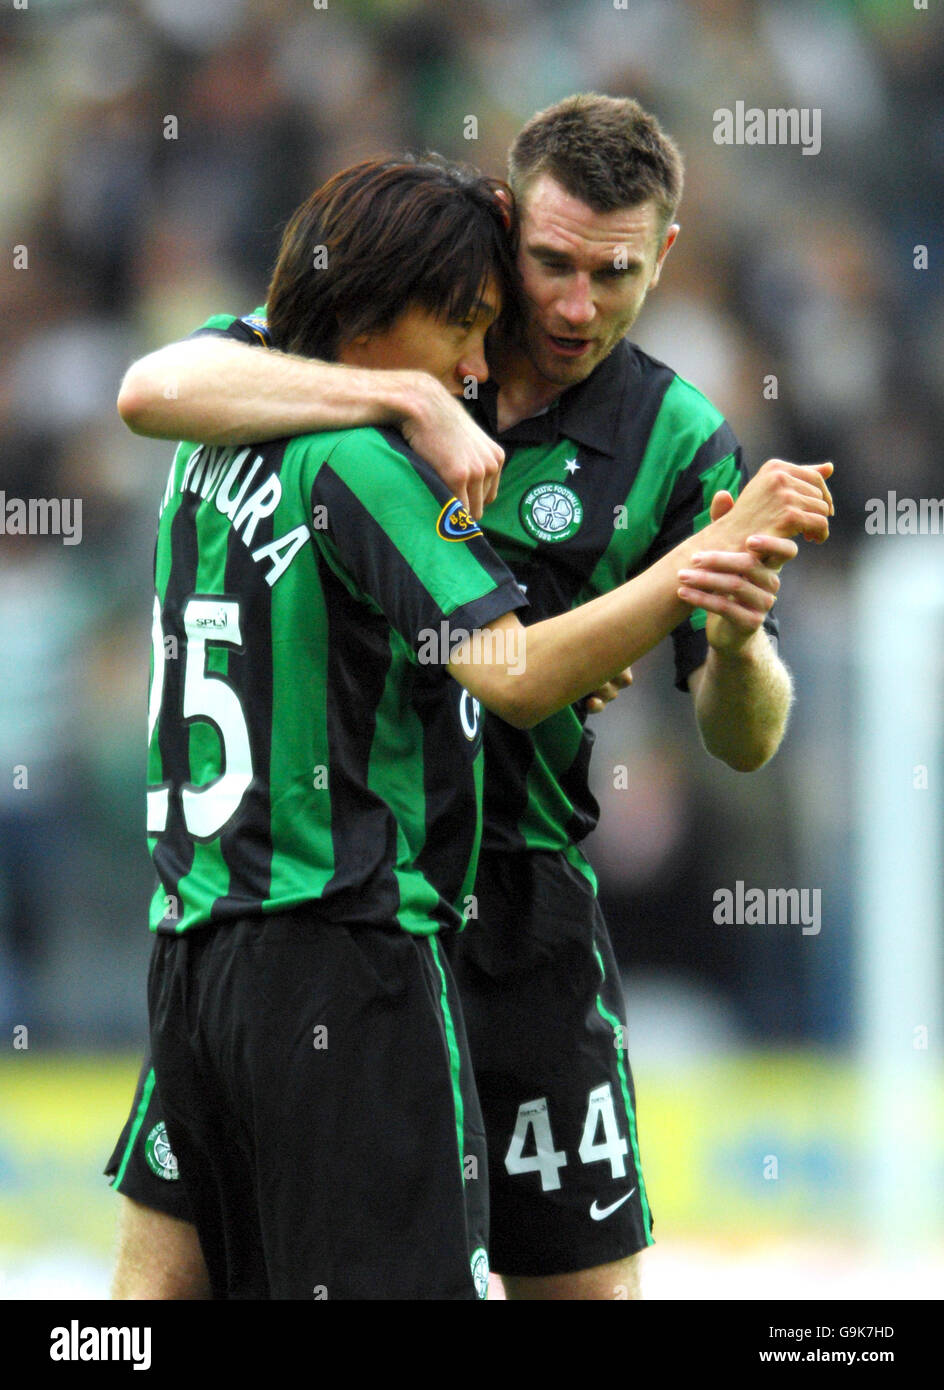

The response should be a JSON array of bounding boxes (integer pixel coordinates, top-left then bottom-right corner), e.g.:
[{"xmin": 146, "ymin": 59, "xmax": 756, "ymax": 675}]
[{"xmin": 111, "ymin": 108, "xmax": 833, "ymax": 1299}]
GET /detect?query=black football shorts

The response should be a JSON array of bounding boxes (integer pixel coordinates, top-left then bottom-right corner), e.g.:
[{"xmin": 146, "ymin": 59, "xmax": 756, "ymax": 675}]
[
  {"xmin": 105, "ymin": 1054, "xmax": 193, "ymax": 1221},
  {"xmin": 133, "ymin": 909, "xmax": 489, "ymax": 1300},
  {"xmin": 444, "ymin": 848, "xmax": 653, "ymax": 1279}
]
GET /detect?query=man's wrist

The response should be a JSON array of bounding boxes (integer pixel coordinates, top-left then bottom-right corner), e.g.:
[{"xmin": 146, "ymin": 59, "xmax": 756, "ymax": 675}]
[
  {"xmin": 385, "ymin": 369, "xmax": 442, "ymax": 431},
  {"xmin": 705, "ymin": 625, "xmax": 769, "ymax": 667}
]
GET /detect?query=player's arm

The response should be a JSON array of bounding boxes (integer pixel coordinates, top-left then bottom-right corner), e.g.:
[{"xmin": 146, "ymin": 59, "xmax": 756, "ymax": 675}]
[
  {"xmin": 117, "ymin": 334, "xmax": 504, "ymax": 516},
  {"xmin": 450, "ymin": 460, "xmax": 831, "ymax": 728},
  {"xmin": 687, "ymin": 631, "xmax": 792, "ymax": 771},
  {"xmin": 683, "ymin": 491, "xmax": 796, "ymax": 770}
]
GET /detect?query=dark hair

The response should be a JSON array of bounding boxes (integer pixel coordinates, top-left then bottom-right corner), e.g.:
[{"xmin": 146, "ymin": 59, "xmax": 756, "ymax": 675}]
[
  {"xmin": 266, "ymin": 156, "xmax": 519, "ymax": 359},
  {"xmin": 508, "ymin": 93, "xmax": 684, "ymax": 229}
]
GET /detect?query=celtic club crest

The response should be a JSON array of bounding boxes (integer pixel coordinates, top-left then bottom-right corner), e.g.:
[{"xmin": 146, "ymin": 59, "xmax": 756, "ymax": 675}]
[{"xmin": 520, "ymin": 482, "xmax": 584, "ymax": 543}]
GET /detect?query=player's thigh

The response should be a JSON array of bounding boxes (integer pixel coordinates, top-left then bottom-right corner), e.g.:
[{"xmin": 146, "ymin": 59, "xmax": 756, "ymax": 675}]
[
  {"xmin": 112, "ymin": 1196, "xmax": 211, "ymax": 1300},
  {"xmin": 502, "ymin": 1252, "xmax": 643, "ymax": 1301}
]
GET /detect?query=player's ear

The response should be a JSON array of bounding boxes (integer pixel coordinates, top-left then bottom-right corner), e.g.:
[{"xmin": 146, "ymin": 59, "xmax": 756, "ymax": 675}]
[
  {"xmin": 494, "ymin": 186, "xmax": 514, "ymax": 232},
  {"xmin": 335, "ymin": 326, "xmax": 376, "ymax": 367},
  {"xmin": 649, "ymin": 223, "xmax": 679, "ymax": 288}
]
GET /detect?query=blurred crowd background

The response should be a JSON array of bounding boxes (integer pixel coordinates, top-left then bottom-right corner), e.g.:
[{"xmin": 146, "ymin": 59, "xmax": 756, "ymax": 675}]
[{"xmin": 0, "ymin": 0, "xmax": 941, "ymax": 1062}]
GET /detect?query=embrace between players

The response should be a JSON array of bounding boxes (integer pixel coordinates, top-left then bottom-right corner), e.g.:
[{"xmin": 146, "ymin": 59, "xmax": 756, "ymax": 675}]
[{"xmin": 107, "ymin": 94, "xmax": 833, "ymax": 1300}]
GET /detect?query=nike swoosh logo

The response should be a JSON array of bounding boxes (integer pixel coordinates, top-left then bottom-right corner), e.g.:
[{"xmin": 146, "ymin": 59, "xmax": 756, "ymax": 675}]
[{"xmin": 589, "ymin": 1188, "xmax": 636, "ymax": 1221}]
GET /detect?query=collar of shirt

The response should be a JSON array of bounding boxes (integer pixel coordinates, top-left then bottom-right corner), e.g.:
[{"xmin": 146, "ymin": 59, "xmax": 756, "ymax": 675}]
[{"xmin": 475, "ymin": 339, "xmax": 643, "ymax": 456}]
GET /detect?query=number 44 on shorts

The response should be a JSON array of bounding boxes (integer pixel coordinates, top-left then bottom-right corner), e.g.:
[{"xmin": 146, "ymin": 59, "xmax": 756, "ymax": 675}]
[{"xmin": 504, "ymin": 1084, "xmax": 629, "ymax": 1191}]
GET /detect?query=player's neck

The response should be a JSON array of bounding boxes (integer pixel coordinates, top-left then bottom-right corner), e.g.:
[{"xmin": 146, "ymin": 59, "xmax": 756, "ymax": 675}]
[{"xmin": 490, "ymin": 338, "xmax": 565, "ymax": 433}]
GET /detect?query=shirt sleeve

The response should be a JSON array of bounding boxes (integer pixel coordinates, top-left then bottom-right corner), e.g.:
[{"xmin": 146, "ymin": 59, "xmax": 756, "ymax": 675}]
[
  {"xmin": 186, "ymin": 307, "xmax": 271, "ymax": 349},
  {"xmin": 303, "ymin": 426, "xmax": 528, "ymax": 656}
]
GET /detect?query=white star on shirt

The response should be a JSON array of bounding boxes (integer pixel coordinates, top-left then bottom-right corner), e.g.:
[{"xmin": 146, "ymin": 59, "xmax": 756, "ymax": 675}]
[{"xmin": 564, "ymin": 457, "xmax": 580, "ymax": 474}]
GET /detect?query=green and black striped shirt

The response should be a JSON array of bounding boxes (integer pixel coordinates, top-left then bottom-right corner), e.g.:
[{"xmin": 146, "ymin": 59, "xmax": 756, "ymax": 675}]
[
  {"xmin": 471, "ymin": 340, "xmax": 767, "ymax": 874},
  {"xmin": 193, "ymin": 313, "xmax": 773, "ymax": 890},
  {"xmin": 146, "ymin": 420, "xmax": 525, "ymax": 935}
]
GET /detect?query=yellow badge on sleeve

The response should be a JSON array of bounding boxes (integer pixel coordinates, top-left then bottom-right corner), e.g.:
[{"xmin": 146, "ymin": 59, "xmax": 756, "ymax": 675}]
[{"xmin": 437, "ymin": 497, "xmax": 483, "ymax": 541}]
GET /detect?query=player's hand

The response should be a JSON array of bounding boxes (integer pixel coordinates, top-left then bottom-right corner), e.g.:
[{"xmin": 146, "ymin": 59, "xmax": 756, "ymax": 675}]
[
  {"xmin": 708, "ymin": 488, "xmax": 735, "ymax": 524},
  {"xmin": 708, "ymin": 489, "xmax": 798, "ymax": 573},
  {"xmin": 677, "ymin": 539, "xmax": 796, "ymax": 655},
  {"xmin": 585, "ymin": 667, "xmax": 633, "ymax": 714},
  {"xmin": 708, "ymin": 459, "xmax": 834, "ymax": 549},
  {"xmin": 400, "ymin": 376, "xmax": 504, "ymax": 519}
]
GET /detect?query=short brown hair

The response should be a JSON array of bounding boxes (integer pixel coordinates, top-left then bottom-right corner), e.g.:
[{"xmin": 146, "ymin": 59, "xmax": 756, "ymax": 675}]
[
  {"xmin": 508, "ymin": 93, "xmax": 684, "ymax": 229},
  {"xmin": 266, "ymin": 156, "xmax": 519, "ymax": 360}
]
